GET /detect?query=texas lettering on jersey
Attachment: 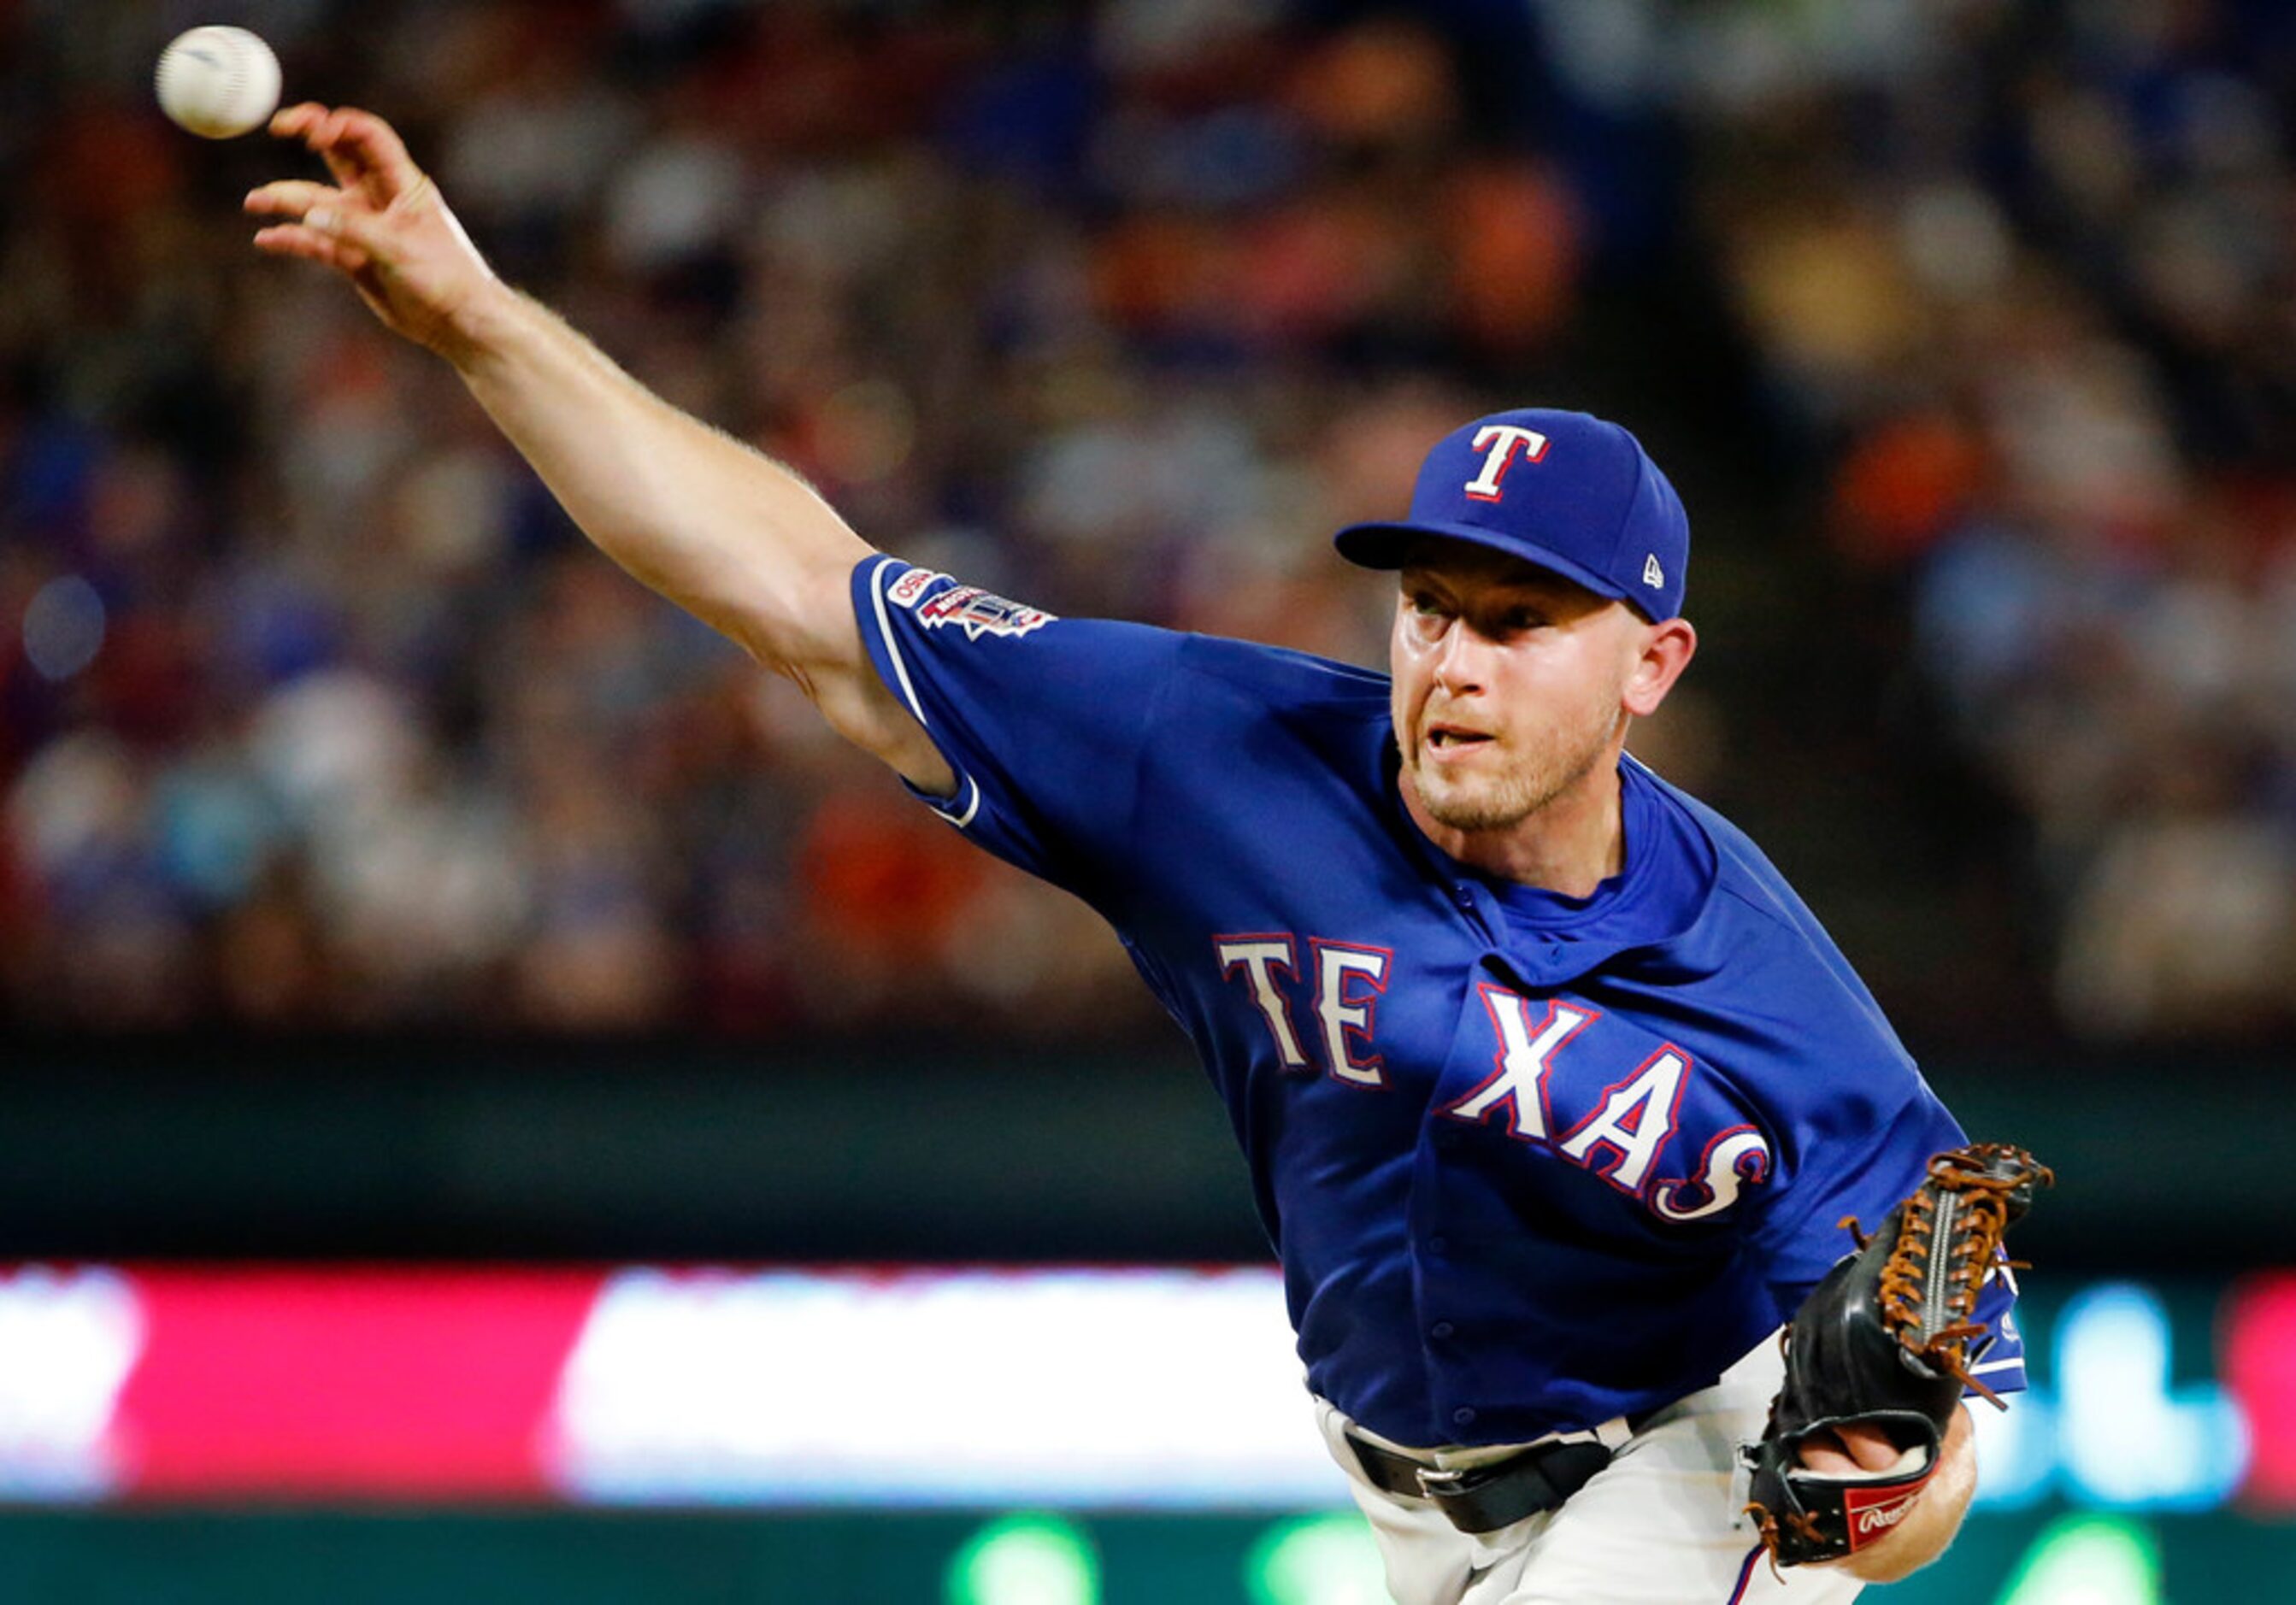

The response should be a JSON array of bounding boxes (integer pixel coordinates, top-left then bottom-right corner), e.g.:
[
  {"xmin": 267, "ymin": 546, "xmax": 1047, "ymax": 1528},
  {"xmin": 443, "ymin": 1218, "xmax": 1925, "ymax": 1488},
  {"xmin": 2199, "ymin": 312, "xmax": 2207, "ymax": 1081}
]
[{"xmin": 1215, "ymin": 933, "xmax": 1773, "ymax": 1225}]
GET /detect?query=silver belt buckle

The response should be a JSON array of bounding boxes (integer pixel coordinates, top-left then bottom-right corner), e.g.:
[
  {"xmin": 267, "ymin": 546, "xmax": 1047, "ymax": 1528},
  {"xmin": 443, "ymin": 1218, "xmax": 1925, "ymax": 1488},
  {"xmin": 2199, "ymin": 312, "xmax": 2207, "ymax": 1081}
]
[{"xmin": 1416, "ymin": 1464, "xmax": 1467, "ymax": 1498}]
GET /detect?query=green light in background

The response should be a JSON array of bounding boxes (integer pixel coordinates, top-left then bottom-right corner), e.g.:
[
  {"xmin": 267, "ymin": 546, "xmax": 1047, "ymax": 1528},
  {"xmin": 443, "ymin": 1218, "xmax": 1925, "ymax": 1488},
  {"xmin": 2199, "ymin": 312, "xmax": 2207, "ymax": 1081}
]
[
  {"xmin": 945, "ymin": 1513, "xmax": 1100, "ymax": 1605},
  {"xmin": 1993, "ymin": 1514, "xmax": 2164, "ymax": 1605},
  {"xmin": 1246, "ymin": 1512, "xmax": 1390, "ymax": 1605}
]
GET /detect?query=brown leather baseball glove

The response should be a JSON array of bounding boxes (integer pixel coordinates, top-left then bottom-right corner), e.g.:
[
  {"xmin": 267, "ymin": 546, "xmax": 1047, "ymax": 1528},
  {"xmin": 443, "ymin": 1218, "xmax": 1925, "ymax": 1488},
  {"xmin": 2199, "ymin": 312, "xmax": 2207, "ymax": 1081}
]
[{"xmin": 1743, "ymin": 1142, "xmax": 2052, "ymax": 1567}]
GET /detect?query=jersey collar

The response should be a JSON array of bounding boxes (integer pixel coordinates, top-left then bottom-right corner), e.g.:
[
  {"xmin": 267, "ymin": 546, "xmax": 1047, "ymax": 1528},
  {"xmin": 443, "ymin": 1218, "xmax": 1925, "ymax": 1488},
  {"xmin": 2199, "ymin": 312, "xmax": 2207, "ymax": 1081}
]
[{"xmin": 1376, "ymin": 734, "xmax": 1718, "ymax": 987}]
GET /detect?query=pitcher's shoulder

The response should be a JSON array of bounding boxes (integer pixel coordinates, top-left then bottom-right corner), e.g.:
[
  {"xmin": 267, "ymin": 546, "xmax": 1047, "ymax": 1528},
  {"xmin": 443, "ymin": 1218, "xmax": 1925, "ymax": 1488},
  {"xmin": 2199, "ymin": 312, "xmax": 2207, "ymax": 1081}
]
[{"xmin": 1172, "ymin": 633, "xmax": 1392, "ymax": 708}]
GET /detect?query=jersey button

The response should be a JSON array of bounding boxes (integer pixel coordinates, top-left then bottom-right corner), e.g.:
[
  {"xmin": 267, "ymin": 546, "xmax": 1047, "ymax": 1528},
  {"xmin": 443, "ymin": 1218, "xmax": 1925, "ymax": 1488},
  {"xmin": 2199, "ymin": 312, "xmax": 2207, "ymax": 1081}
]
[
  {"xmin": 1451, "ymin": 1407, "xmax": 1477, "ymax": 1428},
  {"xmin": 1430, "ymin": 1321, "xmax": 1455, "ymax": 1340}
]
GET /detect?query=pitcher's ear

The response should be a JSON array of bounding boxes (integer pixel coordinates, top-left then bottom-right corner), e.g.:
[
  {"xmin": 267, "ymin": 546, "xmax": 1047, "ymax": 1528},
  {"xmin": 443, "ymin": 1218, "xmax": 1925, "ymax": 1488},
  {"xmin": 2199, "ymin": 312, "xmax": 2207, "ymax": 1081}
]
[{"xmin": 1624, "ymin": 616, "xmax": 1697, "ymax": 718}]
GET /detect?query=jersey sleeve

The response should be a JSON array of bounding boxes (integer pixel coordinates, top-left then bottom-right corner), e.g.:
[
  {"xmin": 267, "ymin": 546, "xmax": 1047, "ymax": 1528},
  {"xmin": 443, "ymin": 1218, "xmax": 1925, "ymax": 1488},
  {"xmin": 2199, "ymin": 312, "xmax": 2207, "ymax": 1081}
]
[
  {"xmin": 851, "ymin": 556, "xmax": 1186, "ymax": 895},
  {"xmin": 1963, "ymin": 1253, "xmax": 2028, "ymax": 1400},
  {"xmin": 1751, "ymin": 1087, "xmax": 2028, "ymax": 1401}
]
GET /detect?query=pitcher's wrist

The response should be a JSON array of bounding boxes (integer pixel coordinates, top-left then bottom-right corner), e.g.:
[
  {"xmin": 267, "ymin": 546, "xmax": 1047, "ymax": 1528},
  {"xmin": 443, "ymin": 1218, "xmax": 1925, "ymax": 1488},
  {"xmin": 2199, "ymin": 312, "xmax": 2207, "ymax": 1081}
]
[{"xmin": 439, "ymin": 276, "xmax": 526, "ymax": 373}]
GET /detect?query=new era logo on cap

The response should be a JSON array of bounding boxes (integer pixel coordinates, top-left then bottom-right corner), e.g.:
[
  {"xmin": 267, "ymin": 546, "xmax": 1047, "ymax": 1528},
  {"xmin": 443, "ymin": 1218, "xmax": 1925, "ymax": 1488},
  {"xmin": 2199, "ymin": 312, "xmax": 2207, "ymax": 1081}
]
[{"xmin": 1333, "ymin": 408, "xmax": 1690, "ymax": 622}]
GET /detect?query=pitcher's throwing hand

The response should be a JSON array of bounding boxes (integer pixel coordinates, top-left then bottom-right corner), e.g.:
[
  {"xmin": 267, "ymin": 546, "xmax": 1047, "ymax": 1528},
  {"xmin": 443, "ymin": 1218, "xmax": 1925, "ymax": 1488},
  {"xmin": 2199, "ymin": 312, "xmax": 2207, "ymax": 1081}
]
[{"xmin": 246, "ymin": 104, "xmax": 502, "ymax": 362}]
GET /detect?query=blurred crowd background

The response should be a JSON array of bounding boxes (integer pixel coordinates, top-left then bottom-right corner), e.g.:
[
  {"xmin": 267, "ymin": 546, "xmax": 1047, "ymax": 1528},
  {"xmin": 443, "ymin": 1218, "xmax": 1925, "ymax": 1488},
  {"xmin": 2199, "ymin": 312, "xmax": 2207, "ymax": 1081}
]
[{"xmin": 3, "ymin": 0, "xmax": 2292, "ymax": 1047}]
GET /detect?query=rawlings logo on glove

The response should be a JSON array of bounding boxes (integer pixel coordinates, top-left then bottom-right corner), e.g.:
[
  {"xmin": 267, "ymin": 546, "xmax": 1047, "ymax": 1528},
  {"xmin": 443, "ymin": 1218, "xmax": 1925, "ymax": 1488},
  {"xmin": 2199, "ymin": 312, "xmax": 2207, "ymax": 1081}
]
[
  {"xmin": 1742, "ymin": 1142, "xmax": 2052, "ymax": 1568},
  {"xmin": 1842, "ymin": 1481, "xmax": 1923, "ymax": 1549}
]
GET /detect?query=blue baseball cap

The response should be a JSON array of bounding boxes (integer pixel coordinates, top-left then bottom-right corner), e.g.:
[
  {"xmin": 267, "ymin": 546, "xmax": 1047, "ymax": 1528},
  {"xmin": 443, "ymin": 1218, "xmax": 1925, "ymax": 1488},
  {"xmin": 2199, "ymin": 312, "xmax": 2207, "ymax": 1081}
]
[{"xmin": 1333, "ymin": 409, "xmax": 1689, "ymax": 621}]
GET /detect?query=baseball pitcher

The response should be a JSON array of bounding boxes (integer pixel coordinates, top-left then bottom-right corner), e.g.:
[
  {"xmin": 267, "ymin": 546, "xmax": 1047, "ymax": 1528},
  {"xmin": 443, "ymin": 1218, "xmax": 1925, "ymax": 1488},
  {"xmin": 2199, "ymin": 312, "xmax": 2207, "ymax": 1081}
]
[{"xmin": 247, "ymin": 105, "xmax": 2046, "ymax": 1603}]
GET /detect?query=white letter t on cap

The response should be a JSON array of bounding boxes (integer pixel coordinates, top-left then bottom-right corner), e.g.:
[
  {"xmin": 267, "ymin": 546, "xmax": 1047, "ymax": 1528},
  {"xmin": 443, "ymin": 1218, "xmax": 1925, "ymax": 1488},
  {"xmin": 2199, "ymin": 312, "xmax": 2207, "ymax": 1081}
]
[{"xmin": 1463, "ymin": 426, "xmax": 1550, "ymax": 502}]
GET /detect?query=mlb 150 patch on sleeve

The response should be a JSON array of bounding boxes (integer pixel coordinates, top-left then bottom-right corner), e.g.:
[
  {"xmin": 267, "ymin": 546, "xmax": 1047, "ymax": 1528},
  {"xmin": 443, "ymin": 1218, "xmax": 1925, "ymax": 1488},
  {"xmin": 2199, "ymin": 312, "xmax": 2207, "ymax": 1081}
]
[{"xmin": 915, "ymin": 584, "xmax": 1057, "ymax": 641}]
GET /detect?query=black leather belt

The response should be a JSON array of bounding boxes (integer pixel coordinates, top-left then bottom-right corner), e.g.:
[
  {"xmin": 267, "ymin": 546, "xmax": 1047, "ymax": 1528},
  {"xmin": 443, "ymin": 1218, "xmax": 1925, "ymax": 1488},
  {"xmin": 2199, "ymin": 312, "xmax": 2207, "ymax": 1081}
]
[{"xmin": 1345, "ymin": 1424, "xmax": 1630, "ymax": 1535}]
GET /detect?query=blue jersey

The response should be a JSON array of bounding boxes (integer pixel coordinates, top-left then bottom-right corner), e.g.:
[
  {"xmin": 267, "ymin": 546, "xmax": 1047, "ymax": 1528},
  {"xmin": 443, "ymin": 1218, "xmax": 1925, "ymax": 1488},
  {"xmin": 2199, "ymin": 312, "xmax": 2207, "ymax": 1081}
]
[{"xmin": 853, "ymin": 556, "xmax": 2024, "ymax": 1449}]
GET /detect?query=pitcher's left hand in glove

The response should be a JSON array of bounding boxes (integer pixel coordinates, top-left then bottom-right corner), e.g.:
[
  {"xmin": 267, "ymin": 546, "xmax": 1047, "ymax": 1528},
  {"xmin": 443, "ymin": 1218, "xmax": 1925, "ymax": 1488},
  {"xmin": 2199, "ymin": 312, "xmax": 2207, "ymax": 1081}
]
[{"xmin": 1743, "ymin": 1142, "xmax": 2052, "ymax": 1567}]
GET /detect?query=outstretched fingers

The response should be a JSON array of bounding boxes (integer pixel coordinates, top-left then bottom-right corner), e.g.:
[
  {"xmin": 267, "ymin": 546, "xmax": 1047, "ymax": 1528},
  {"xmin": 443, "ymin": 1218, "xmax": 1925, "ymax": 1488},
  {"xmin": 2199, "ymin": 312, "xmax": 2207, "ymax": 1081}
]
[
  {"xmin": 270, "ymin": 102, "xmax": 327, "ymax": 141},
  {"xmin": 327, "ymin": 109, "xmax": 425, "ymax": 203},
  {"xmin": 250, "ymin": 224, "xmax": 360, "ymax": 272},
  {"xmin": 268, "ymin": 102, "xmax": 425, "ymax": 207},
  {"xmin": 248, "ymin": 173, "xmax": 385, "ymax": 273},
  {"xmin": 255, "ymin": 102, "xmax": 484, "ymax": 352},
  {"xmin": 244, "ymin": 179, "xmax": 342, "ymax": 220}
]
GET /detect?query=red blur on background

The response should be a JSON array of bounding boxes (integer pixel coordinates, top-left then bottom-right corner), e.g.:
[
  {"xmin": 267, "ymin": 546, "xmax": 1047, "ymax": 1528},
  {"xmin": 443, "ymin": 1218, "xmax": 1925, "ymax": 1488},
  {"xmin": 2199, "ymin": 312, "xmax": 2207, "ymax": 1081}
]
[
  {"xmin": 115, "ymin": 1267, "xmax": 599, "ymax": 1500},
  {"xmin": 2224, "ymin": 1273, "xmax": 2296, "ymax": 1509}
]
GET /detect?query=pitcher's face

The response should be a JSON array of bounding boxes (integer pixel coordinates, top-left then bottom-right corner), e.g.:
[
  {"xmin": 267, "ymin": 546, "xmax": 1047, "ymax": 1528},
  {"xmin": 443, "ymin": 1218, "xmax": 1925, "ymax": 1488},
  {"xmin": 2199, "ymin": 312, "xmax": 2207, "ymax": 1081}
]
[{"xmin": 1389, "ymin": 545, "xmax": 1641, "ymax": 835}]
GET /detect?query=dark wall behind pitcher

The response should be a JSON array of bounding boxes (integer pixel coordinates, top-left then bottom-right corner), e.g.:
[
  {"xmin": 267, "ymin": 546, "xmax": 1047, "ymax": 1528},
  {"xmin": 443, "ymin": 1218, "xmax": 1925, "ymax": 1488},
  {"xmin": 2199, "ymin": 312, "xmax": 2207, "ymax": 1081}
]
[{"xmin": 2, "ymin": 1037, "xmax": 2272, "ymax": 1269}]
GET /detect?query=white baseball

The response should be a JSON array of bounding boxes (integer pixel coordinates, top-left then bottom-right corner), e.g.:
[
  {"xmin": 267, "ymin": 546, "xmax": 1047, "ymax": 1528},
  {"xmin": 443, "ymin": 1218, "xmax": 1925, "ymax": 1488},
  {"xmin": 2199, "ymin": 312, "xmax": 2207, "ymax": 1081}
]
[{"xmin": 155, "ymin": 26, "xmax": 283, "ymax": 139}]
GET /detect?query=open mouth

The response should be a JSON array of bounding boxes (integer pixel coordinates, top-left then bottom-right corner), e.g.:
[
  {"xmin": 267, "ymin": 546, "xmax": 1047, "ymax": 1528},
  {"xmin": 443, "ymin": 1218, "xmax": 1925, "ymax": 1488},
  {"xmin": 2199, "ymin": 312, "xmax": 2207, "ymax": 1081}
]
[{"xmin": 1425, "ymin": 726, "xmax": 1492, "ymax": 752}]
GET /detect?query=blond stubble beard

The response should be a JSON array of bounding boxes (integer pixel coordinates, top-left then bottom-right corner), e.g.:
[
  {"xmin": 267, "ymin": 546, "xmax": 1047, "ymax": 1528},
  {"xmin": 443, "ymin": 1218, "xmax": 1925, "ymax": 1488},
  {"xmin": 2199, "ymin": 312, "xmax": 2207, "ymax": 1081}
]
[{"xmin": 1403, "ymin": 703, "xmax": 1626, "ymax": 834}]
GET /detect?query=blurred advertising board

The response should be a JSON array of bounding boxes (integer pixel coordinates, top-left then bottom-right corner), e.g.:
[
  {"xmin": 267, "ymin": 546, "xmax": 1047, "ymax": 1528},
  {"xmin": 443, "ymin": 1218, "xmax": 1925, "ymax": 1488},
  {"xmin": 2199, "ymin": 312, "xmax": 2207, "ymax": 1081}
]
[{"xmin": 2, "ymin": 1263, "xmax": 2292, "ymax": 1602}]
